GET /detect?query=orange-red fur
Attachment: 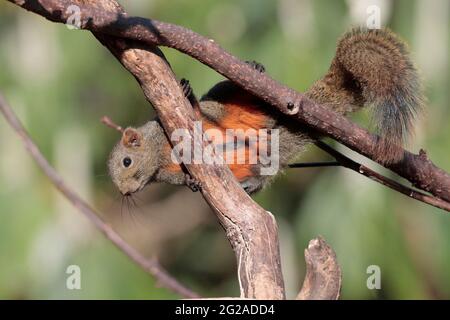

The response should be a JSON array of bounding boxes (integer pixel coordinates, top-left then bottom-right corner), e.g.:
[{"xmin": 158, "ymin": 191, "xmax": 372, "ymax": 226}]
[{"xmin": 161, "ymin": 92, "xmax": 272, "ymax": 182}]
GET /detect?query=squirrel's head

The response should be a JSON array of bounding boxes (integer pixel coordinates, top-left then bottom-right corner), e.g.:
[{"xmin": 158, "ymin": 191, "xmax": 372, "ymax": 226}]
[{"xmin": 108, "ymin": 121, "xmax": 164, "ymax": 195}]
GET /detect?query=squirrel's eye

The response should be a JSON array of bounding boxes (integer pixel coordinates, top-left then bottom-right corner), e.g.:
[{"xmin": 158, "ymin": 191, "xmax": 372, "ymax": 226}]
[{"xmin": 123, "ymin": 157, "xmax": 132, "ymax": 168}]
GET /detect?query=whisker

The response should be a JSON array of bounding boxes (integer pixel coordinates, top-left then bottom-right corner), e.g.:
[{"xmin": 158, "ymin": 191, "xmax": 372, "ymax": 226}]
[
  {"xmin": 124, "ymin": 195, "xmax": 137, "ymax": 227},
  {"xmin": 120, "ymin": 196, "xmax": 125, "ymax": 223},
  {"xmin": 129, "ymin": 195, "xmax": 145, "ymax": 218},
  {"xmin": 132, "ymin": 194, "xmax": 145, "ymax": 206}
]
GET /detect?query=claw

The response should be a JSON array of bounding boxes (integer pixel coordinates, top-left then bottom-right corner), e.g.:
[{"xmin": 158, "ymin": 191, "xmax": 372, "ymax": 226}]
[
  {"xmin": 245, "ymin": 60, "xmax": 265, "ymax": 73},
  {"xmin": 185, "ymin": 173, "xmax": 202, "ymax": 192},
  {"xmin": 180, "ymin": 78, "xmax": 193, "ymax": 98}
]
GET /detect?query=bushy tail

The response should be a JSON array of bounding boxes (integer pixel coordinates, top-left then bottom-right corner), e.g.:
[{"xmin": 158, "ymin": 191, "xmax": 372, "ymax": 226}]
[{"xmin": 306, "ymin": 28, "xmax": 424, "ymax": 163}]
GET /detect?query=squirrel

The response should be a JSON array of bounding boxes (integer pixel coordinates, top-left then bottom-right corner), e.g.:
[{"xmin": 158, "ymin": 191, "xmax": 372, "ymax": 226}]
[{"xmin": 108, "ymin": 28, "xmax": 424, "ymax": 196}]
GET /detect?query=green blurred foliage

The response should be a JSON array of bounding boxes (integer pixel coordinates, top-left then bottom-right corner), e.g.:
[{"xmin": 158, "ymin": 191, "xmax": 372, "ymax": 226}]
[{"xmin": 0, "ymin": 0, "xmax": 449, "ymax": 299}]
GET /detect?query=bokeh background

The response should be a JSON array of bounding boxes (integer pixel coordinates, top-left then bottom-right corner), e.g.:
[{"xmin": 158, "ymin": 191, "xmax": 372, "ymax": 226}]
[{"xmin": 0, "ymin": 0, "xmax": 449, "ymax": 299}]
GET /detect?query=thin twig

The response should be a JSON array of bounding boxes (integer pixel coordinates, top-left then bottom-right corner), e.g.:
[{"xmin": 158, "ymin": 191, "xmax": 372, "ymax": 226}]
[
  {"xmin": 315, "ymin": 141, "xmax": 450, "ymax": 212},
  {"xmin": 101, "ymin": 115, "xmax": 124, "ymax": 133},
  {"xmin": 289, "ymin": 161, "xmax": 340, "ymax": 168},
  {"xmin": 0, "ymin": 93, "xmax": 200, "ymax": 299}
]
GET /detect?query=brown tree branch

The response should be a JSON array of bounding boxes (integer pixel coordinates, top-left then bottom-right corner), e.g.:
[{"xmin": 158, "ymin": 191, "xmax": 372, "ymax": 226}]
[
  {"xmin": 2, "ymin": 0, "xmax": 345, "ymax": 300},
  {"xmin": 101, "ymin": 115, "xmax": 124, "ymax": 133},
  {"xmin": 78, "ymin": 0, "xmax": 285, "ymax": 299},
  {"xmin": 191, "ymin": 236, "xmax": 341, "ymax": 300},
  {"xmin": 6, "ymin": 0, "xmax": 450, "ymax": 204},
  {"xmin": 93, "ymin": 34, "xmax": 285, "ymax": 299},
  {"xmin": 314, "ymin": 141, "xmax": 450, "ymax": 212},
  {"xmin": 0, "ymin": 94, "xmax": 199, "ymax": 299},
  {"xmin": 297, "ymin": 236, "xmax": 341, "ymax": 300}
]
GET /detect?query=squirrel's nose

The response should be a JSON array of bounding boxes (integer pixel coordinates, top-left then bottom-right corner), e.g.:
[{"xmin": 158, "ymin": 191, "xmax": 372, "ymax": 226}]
[{"xmin": 119, "ymin": 187, "xmax": 131, "ymax": 196}]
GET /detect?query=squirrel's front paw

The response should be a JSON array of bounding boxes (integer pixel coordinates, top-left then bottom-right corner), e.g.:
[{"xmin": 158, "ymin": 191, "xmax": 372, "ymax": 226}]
[
  {"xmin": 185, "ymin": 173, "xmax": 202, "ymax": 192},
  {"xmin": 240, "ymin": 177, "xmax": 262, "ymax": 194}
]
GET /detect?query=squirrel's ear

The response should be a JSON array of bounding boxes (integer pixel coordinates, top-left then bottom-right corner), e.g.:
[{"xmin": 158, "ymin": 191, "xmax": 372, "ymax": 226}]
[{"xmin": 122, "ymin": 128, "xmax": 142, "ymax": 148}]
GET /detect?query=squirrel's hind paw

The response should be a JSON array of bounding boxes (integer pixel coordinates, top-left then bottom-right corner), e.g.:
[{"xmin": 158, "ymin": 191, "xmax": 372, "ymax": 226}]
[{"xmin": 245, "ymin": 60, "xmax": 266, "ymax": 73}]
